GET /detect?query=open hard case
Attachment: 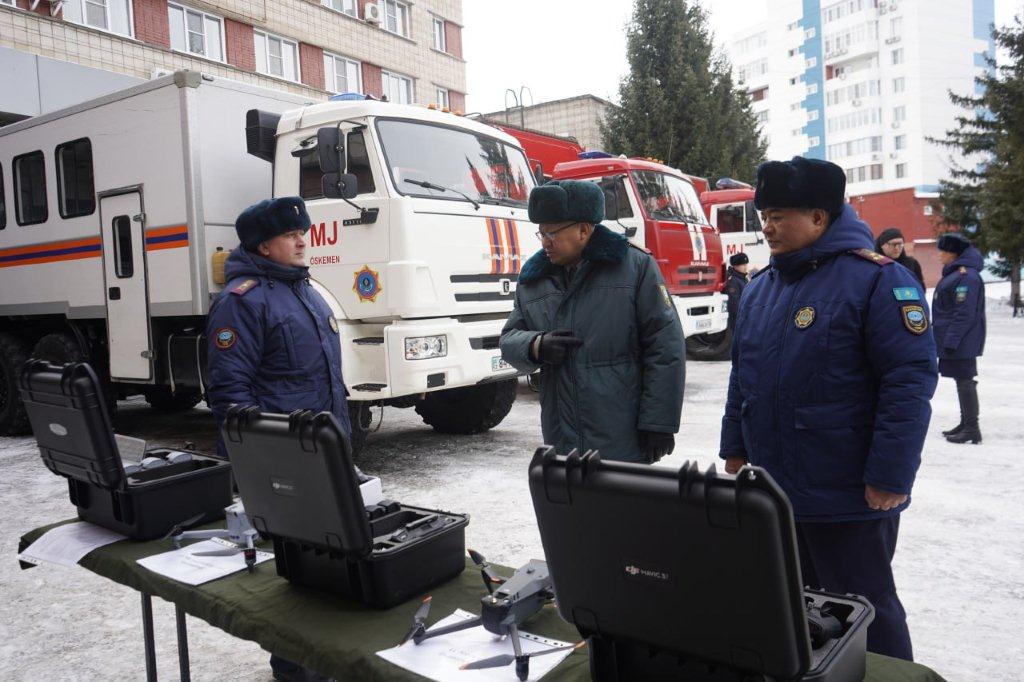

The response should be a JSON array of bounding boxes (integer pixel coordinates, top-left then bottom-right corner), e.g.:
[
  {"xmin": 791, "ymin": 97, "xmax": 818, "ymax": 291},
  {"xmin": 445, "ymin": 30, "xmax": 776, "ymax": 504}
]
[
  {"xmin": 18, "ymin": 360, "xmax": 232, "ymax": 540},
  {"xmin": 528, "ymin": 448, "xmax": 874, "ymax": 682},
  {"xmin": 222, "ymin": 407, "xmax": 468, "ymax": 608}
]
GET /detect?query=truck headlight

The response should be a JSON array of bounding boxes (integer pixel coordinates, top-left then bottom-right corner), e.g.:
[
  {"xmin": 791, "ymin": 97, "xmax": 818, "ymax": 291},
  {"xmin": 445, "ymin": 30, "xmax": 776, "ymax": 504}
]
[{"xmin": 405, "ymin": 335, "xmax": 448, "ymax": 360}]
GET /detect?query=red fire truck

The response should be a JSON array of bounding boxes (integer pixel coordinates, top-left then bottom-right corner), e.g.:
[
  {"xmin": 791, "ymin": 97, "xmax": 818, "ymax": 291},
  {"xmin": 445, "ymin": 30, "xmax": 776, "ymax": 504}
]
[{"xmin": 492, "ymin": 122, "xmax": 728, "ymax": 340}]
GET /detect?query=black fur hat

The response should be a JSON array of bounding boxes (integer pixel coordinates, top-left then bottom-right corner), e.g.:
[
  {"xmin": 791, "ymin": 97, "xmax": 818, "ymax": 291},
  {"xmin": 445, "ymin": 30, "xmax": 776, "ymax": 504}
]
[
  {"xmin": 753, "ymin": 156, "xmax": 846, "ymax": 214},
  {"xmin": 528, "ymin": 180, "xmax": 605, "ymax": 225},
  {"xmin": 937, "ymin": 232, "xmax": 970, "ymax": 255},
  {"xmin": 235, "ymin": 197, "xmax": 311, "ymax": 252},
  {"xmin": 729, "ymin": 252, "xmax": 750, "ymax": 267}
]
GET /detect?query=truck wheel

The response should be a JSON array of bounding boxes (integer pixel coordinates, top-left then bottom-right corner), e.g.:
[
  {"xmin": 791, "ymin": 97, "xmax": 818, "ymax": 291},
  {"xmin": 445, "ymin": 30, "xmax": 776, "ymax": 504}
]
[
  {"xmin": 143, "ymin": 386, "xmax": 203, "ymax": 413},
  {"xmin": 0, "ymin": 332, "xmax": 31, "ymax": 436},
  {"xmin": 348, "ymin": 401, "xmax": 372, "ymax": 456},
  {"xmin": 31, "ymin": 331, "xmax": 85, "ymax": 364},
  {"xmin": 415, "ymin": 379, "xmax": 517, "ymax": 435},
  {"xmin": 686, "ymin": 328, "xmax": 733, "ymax": 362}
]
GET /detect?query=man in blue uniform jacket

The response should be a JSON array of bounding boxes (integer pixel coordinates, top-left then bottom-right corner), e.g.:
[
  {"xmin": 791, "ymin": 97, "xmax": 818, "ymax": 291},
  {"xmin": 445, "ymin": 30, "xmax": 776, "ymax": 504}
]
[
  {"xmin": 719, "ymin": 157, "xmax": 937, "ymax": 662},
  {"xmin": 206, "ymin": 197, "xmax": 352, "ymax": 681}
]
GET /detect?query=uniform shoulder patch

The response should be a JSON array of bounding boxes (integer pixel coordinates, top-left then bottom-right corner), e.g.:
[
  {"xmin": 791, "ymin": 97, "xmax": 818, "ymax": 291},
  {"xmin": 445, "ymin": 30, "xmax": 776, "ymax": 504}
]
[
  {"xmin": 892, "ymin": 287, "xmax": 920, "ymax": 301},
  {"xmin": 850, "ymin": 248, "xmax": 893, "ymax": 265},
  {"xmin": 214, "ymin": 327, "xmax": 238, "ymax": 349},
  {"xmin": 230, "ymin": 278, "xmax": 259, "ymax": 296},
  {"xmin": 628, "ymin": 241, "xmax": 653, "ymax": 255},
  {"xmin": 900, "ymin": 304, "xmax": 928, "ymax": 335}
]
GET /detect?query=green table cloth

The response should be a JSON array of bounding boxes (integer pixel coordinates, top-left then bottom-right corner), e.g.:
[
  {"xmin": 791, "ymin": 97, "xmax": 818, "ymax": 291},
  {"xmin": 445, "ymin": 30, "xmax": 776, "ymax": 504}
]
[{"xmin": 19, "ymin": 521, "xmax": 945, "ymax": 681}]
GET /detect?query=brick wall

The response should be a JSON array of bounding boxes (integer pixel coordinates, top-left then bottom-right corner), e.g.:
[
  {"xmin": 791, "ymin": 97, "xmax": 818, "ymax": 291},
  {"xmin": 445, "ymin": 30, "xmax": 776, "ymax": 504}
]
[
  {"xmin": 133, "ymin": 0, "xmax": 171, "ymax": 48},
  {"xmin": 449, "ymin": 90, "xmax": 465, "ymax": 113},
  {"xmin": 362, "ymin": 61, "xmax": 382, "ymax": 97},
  {"xmin": 225, "ymin": 17, "xmax": 256, "ymax": 72},
  {"xmin": 444, "ymin": 21, "xmax": 462, "ymax": 59},
  {"xmin": 851, "ymin": 187, "xmax": 947, "ymax": 286},
  {"xmin": 299, "ymin": 42, "xmax": 325, "ymax": 90}
]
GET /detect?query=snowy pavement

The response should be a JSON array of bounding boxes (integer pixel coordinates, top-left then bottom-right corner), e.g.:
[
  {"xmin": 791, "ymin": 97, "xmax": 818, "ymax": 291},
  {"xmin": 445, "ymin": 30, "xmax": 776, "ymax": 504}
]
[{"xmin": 2, "ymin": 285, "xmax": 1022, "ymax": 680}]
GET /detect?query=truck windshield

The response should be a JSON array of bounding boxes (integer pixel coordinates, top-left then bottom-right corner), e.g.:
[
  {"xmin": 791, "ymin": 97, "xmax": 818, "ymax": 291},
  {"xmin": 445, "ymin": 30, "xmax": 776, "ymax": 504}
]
[
  {"xmin": 377, "ymin": 120, "xmax": 534, "ymax": 207},
  {"xmin": 633, "ymin": 170, "xmax": 706, "ymax": 224}
]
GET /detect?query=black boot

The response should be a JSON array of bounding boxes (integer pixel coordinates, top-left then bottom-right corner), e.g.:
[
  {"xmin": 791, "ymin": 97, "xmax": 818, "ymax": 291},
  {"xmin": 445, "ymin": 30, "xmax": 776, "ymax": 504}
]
[
  {"xmin": 942, "ymin": 382, "xmax": 969, "ymax": 436},
  {"xmin": 947, "ymin": 379, "xmax": 981, "ymax": 444}
]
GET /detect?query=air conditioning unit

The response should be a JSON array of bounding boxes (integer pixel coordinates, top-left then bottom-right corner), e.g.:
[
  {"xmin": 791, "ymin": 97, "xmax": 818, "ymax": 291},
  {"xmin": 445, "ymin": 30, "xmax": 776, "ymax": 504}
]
[
  {"xmin": 871, "ymin": 153, "xmax": 882, "ymax": 161},
  {"xmin": 364, "ymin": 2, "xmax": 382, "ymax": 24},
  {"xmin": 889, "ymin": 152, "xmax": 899, "ymax": 159},
  {"xmin": 879, "ymin": 6, "xmax": 888, "ymax": 14},
  {"xmin": 851, "ymin": 98, "xmax": 862, "ymax": 107},
  {"xmin": 892, "ymin": 121, "xmax": 901, "ymax": 129},
  {"xmin": 838, "ymin": 71, "xmax": 848, "ymax": 80},
  {"xmin": 885, "ymin": 36, "xmax": 901, "ymax": 44}
]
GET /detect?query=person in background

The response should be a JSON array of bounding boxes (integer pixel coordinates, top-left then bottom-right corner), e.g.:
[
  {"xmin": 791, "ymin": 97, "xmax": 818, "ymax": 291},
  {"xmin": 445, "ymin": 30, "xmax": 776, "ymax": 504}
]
[
  {"xmin": 932, "ymin": 232, "xmax": 986, "ymax": 444},
  {"xmin": 724, "ymin": 252, "xmax": 750, "ymax": 329},
  {"xmin": 875, "ymin": 227, "xmax": 925, "ymax": 287},
  {"xmin": 500, "ymin": 180, "xmax": 685, "ymax": 464},
  {"xmin": 720, "ymin": 156, "xmax": 937, "ymax": 661}
]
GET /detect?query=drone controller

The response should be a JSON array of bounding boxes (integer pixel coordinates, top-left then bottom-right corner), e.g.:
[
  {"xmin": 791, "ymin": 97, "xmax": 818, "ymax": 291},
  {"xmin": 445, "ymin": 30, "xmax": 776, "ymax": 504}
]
[{"xmin": 123, "ymin": 450, "xmax": 194, "ymax": 476}]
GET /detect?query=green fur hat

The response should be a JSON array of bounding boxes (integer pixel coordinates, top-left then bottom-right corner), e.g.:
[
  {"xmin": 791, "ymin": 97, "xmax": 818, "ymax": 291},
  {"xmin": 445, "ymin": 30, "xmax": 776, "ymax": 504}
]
[{"xmin": 528, "ymin": 180, "xmax": 605, "ymax": 225}]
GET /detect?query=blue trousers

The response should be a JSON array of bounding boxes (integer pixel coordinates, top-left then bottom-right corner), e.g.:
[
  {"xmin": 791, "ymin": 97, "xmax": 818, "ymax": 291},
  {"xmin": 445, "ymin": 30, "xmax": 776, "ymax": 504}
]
[{"xmin": 795, "ymin": 516, "xmax": 913, "ymax": 662}]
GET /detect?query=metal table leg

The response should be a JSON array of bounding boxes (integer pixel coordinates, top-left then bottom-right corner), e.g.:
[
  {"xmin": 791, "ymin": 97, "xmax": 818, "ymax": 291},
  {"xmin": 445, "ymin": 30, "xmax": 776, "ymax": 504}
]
[
  {"xmin": 141, "ymin": 593, "xmax": 157, "ymax": 682},
  {"xmin": 175, "ymin": 606, "xmax": 191, "ymax": 682}
]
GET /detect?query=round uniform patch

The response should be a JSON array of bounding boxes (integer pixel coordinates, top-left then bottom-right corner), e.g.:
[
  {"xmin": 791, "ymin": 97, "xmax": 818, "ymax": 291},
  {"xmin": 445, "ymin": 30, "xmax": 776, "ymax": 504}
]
[
  {"xmin": 328, "ymin": 316, "xmax": 339, "ymax": 334},
  {"xmin": 214, "ymin": 327, "xmax": 237, "ymax": 349},
  {"xmin": 353, "ymin": 265, "xmax": 383, "ymax": 303},
  {"xmin": 901, "ymin": 304, "xmax": 928, "ymax": 335},
  {"xmin": 794, "ymin": 307, "xmax": 816, "ymax": 329}
]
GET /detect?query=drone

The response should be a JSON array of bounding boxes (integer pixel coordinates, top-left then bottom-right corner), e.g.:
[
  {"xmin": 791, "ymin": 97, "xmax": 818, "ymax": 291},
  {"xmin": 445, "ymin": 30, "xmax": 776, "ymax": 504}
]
[
  {"xmin": 399, "ymin": 550, "xmax": 583, "ymax": 680},
  {"xmin": 164, "ymin": 501, "xmax": 262, "ymax": 572}
]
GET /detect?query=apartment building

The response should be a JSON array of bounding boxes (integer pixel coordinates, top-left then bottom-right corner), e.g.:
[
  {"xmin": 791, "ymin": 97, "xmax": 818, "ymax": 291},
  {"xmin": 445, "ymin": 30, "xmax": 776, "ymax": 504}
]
[
  {"xmin": 483, "ymin": 94, "xmax": 615, "ymax": 152},
  {"xmin": 727, "ymin": 0, "xmax": 994, "ymax": 282},
  {"xmin": 0, "ymin": 0, "xmax": 466, "ymax": 122}
]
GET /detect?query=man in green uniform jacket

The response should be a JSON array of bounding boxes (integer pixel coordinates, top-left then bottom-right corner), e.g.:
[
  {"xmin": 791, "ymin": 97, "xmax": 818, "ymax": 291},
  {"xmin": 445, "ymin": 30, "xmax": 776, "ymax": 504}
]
[{"xmin": 500, "ymin": 180, "xmax": 685, "ymax": 463}]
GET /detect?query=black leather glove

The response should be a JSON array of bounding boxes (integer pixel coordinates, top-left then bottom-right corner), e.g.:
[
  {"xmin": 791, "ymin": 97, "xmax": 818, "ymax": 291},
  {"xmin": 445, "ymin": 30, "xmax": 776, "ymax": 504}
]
[
  {"xmin": 639, "ymin": 431, "xmax": 675, "ymax": 464},
  {"xmin": 535, "ymin": 330, "xmax": 583, "ymax": 365}
]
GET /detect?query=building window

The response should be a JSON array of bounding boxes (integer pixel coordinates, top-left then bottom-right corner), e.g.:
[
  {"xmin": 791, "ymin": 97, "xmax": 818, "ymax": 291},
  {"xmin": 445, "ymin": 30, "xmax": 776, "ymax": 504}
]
[
  {"xmin": 382, "ymin": 70, "xmax": 413, "ymax": 104},
  {"xmin": 13, "ymin": 151, "xmax": 47, "ymax": 226},
  {"xmin": 323, "ymin": 52, "xmax": 361, "ymax": 93},
  {"xmin": 808, "ymin": 136, "xmax": 821, "ymax": 147},
  {"xmin": 893, "ymin": 105, "xmax": 906, "ymax": 122},
  {"xmin": 807, "ymin": 83, "xmax": 819, "ymax": 95},
  {"xmin": 804, "ymin": 27, "xmax": 816, "ymax": 39},
  {"xmin": 751, "ymin": 86, "xmax": 768, "ymax": 102},
  {"xmin": 321, "ymin": 0, "xmax": 357, "ymax": 17},
  {"xmin": 889, "ymin": 16, "xmax": 902, "ymax": 38},
  {"xmin": 827, "ymin": 135, "xmax": 882, "ymax": 159},
  {"xmin": 61, "ymin": 0, "xmax": 133, "ymax": 37},
  {"xmin": 432, "ymin": 15, "xmax": 446, "ymax": 52},
  {"xmin": 808, "ymin": 109, "xmax": 820, "ymax": 121},
  {"xmin": 55, "ymin": 139, "xmax": 95, "ymax": 219},
  {"xmin": 112, "ymin": 215, "xmax": 134, "ymax": 278},
  {"xmin": 806, "ymin": 57, "xmax": 817, "ymax": 69},
  {"xmin": 895, "ymin": 163, "xmax": 907, "ymax": 178},
  {"xmin": 755, "ymin": 110, "xmax": 769, "ymax": 123},
  {"xmin": 384, "ymin": 0, "xmax": 410, "ymax": 38},
  {"xmin": 0, "ymin": 0, "xmax": 15, "ymax": 6},
  {"xmin": 435, "ymin": 87, "xmax": 449, "ymax": 108},
  {"xmin": 167, "ymin": 3, "xmax": 223, "ymax": 62},
  {"xmin": 891, "ymin": 48, "xmax": 904, "ymax": 65},
  {"xmin": 254, "ymin": 31, "xmax": 300, "ymax": 82},
  {"xmin": 894, "ymin": 134, "xmax": 906, "ymax": 150},
  {"xmin": 892, "ymin": 76, "xmax": 905, "ymax": 93},
  {"xmin": 844, "ymin": 163, "xmax": 883, "ymax": 184}
]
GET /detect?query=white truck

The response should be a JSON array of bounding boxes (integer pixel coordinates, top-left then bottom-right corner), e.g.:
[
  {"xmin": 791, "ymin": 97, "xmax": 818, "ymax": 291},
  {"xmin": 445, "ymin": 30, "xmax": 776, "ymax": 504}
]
[{"xmin": 0, "ymin": 71, "xmax": 536, "ymax": 448}]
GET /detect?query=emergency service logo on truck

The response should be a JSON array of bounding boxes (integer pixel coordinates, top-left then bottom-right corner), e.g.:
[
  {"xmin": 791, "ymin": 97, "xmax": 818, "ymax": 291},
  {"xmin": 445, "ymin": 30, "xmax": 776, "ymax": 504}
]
[{"xmin": 353, "ymin": 265, "xmax": 383, "ymax": 303}]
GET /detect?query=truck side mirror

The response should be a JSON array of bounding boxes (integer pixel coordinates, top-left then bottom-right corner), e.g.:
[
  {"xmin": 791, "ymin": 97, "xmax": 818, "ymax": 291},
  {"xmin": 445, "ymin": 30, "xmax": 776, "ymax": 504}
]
[
  {"xmin": 602, "ymin": 188, "xmax": 619, "ymax": 221},
  {"xmin": 317, "ymin": 127, "xmax": 344, "ymax": 174},
  {"xmin": 322, "ymin": 173, "xmax": 359, "ymax": 199}
]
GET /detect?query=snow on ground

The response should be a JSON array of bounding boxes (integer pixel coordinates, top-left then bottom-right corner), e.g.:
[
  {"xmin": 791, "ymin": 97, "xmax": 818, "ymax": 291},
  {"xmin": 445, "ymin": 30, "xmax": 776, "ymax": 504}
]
[{"xmin": 2, "ymin": 284, "xmax": 1022, "ymax": 680}]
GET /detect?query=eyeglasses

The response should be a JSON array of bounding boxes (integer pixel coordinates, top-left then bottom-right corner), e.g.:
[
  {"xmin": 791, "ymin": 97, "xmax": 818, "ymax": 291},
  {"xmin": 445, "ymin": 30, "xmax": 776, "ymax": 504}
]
[{"xmin": 535, "ymin": 222, "xmax": 580, "ymax": 242}]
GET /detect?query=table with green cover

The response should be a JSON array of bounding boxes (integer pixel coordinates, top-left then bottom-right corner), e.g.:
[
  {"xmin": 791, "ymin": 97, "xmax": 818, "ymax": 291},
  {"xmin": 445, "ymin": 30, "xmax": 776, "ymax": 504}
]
[{"xmin": 19, "ymin": 521, "xmax": 945, "ymax": 681}]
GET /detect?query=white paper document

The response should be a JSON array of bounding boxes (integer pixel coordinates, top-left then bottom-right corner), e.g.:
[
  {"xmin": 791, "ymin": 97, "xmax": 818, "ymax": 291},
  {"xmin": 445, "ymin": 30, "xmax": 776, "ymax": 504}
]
[
  {"xmin": 376, "ymin": 609, "xmax": 576, "ymax": 682},
  {"xmin": 136, "ymin": 538, "xmax": 273, "ymax": 586},
  {"xmin": 18, "ymin": 521, "xmax": 126, "ymax": 567}
]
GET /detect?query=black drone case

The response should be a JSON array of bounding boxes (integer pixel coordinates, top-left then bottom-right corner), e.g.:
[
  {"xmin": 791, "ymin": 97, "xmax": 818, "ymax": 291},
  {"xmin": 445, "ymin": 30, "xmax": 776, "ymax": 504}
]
[
  {"xmin": 18, "ymin": 361, "xmax": 232, "ymax": 540},
  {"xmin": 528, "ymin": 448, "xmax": 873, "ymax": 682},
  {"xmin": 222, "ymin": 407, "xmax": 468, "ymax": 608}
]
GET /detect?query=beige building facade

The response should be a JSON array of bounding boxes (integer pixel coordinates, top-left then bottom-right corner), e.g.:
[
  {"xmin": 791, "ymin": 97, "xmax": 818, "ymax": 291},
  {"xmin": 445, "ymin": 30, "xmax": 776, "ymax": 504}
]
[
  {"xmin": 0, "ymin": 0, "xmax": 466, "ymax": 121},
  {"xmin": 484, "ymin": 94, "xmax": 615, "ymax": 151}
]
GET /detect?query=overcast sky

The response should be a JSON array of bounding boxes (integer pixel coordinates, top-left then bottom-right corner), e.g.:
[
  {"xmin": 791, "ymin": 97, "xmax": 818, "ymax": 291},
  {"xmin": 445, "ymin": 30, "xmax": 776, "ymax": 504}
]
[{"xmin": 463, "ymin": 0, "xmax": 1024, "ymax": 115}]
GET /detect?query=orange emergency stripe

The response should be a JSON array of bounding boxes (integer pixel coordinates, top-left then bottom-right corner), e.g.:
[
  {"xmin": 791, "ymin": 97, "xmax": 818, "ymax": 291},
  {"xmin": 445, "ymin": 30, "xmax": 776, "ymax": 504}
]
[
  {"xmin": 485, "ymin": 218, "xmax": 522, "ymax": 275},
  {"xmin": 0, "ymin": 224, "xmax": 188, "ymax": 268}
]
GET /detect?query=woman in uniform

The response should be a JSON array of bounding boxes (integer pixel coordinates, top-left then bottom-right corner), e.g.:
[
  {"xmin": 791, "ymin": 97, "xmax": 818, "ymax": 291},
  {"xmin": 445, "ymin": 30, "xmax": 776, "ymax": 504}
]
[{"xmin": 932, "ymin": 232, "xmax": 986, "ymax": 444}]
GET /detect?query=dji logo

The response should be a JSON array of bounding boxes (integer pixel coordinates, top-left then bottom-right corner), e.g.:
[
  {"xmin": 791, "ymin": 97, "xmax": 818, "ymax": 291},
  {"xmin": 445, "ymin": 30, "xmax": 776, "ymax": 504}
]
[{"xmin": 624, "ymin": 564, "xmax": 669, "ymax": 581}]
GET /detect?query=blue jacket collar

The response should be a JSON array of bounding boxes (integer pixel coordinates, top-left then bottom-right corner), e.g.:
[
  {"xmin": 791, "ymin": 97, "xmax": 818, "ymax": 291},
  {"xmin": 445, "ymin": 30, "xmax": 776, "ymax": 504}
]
[
  {"xmin": 224, "ymin": 246, "xmax": 309, "ymax": 284},
  {"xmin": 519, "ymin": 223, "xmax": 628, "ymax": 284},
  {"xmin": 942, "ymin": 246, "xmax": 984, "ymax": 277},
  {"xmin": 770, "ymin": 205, "xmax": 874, "ymax": 281}
]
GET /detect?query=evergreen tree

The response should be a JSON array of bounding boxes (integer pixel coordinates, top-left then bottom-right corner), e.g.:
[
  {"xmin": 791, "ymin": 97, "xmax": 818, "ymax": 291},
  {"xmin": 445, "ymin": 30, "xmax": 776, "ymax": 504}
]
[
  {"xmin": 931, "ymin": 17, "xmax": 1024, "ymax": 313},
  {"xmin": 601, "ymin": 0, "xmax": 767, "ymax": 183}
]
